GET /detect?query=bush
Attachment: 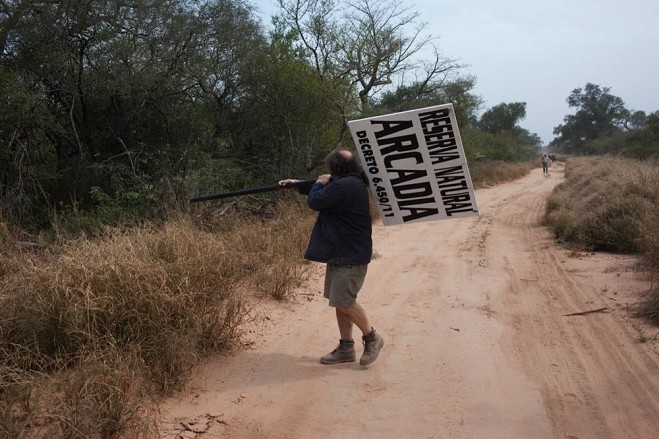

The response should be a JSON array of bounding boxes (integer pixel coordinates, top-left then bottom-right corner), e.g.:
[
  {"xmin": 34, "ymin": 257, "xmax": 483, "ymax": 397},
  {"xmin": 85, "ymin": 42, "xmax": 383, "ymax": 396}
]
[
  {"xmin": 1, "ymin": 220, "xmax": 247, "ymax": 382},
  {"xmin": 545, "ymin": 156, "xmax": 659, "ymax": 255}
]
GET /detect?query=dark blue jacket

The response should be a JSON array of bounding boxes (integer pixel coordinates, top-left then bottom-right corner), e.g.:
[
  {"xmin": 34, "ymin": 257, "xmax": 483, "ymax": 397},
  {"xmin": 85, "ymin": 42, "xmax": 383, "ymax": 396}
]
[{"xmin": 303, "ymin": 173, "xmax": 372, "ymax": 265}]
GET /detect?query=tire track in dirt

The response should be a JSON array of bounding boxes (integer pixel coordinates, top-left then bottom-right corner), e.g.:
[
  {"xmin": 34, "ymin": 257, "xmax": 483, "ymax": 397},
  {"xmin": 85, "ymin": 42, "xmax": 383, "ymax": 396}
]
[{"xmin": 486, "ymin": 166, "xmax": 659, "ymax": 439}]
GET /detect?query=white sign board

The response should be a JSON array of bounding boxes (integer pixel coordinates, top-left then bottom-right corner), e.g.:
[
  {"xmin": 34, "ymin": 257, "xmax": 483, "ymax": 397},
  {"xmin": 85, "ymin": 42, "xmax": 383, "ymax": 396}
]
[{"xmin": 348, "ymin": 104, "xmax": 479, "ymax": 226}]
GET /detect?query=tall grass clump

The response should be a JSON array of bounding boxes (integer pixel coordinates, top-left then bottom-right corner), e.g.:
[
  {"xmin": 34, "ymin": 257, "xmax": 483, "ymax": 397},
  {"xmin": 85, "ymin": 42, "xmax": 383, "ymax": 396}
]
[
  {"xmin": 192, "ymin": 199, "xmax": 316, "ymax": 300},
  {"xmin": 248, "ymin": 204, "xmax": 316, "ymax": 300},
  {"xmin": 0, "ymin": 204, "xmax": 315, "ymax": 437},
  {"xmin": 2, "ymin": 220, "xmax": 247, "ymax": 380},
  {"xmin": 53, "ymin": 344, "xmax": 158, "ymax": 438},
  {"xmin": 545, "ymin": 156, "xmax": 658, "ymax": 253},
  {"xmin": 0, "ymin": 220, "xmax": 23, "ymax": 278},
  {"xmin": 544, "ymin": 156, "xmax": 659, "ymax": 324}
]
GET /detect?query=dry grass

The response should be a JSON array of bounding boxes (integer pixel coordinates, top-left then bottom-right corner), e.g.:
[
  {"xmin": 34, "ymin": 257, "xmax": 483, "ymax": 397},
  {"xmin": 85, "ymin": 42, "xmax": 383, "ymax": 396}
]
[
  {"xmin": 226, "ymin": 203, "xmax": 315, "ymax": 300},
  {"xmin": 545, "ymin": 156, "xmax": 659, "ymax": 255},
  {"xmin": 0, "ymin": 204, "xmax": 315, "ymax": 438},
  {"xmin": 51, "ymin": 344, "xmax": 158, "ymax": 438},
  {"xmin": 636, "ymin": 284, "xmax": 659, "ymax": 326},
  {"xmin": 0, "ymin": 221, "xmax": 24, "ymax": 279},
  {"xmin": 469, "ymin": 160, "xmax": 536, "ymax": 188},
  {"xmin": 544, "ymin": 156, "xmax": 659, "ymax": 324}
]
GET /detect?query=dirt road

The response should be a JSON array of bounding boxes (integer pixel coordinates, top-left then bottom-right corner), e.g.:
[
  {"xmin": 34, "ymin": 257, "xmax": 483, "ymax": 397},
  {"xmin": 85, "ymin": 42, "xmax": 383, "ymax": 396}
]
[{"xmin": 160, "ymin": 164, "xmax": 659, "ymax": 439}]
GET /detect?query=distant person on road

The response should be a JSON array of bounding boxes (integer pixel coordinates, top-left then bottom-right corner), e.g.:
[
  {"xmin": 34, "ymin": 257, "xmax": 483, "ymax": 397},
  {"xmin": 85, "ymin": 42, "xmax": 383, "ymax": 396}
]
[
  {"xmin": 278, "ymin": 148, "xmax": 384, "ymax": 367},
  {"xmin": 542, "ymin": 153, "xmax": 550, "ymax": 174}
]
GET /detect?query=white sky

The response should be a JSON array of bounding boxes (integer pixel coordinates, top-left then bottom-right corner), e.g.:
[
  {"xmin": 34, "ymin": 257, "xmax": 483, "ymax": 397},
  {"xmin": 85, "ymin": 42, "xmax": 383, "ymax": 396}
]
[{"xmin": 251, "ymin": 0, "xmax": 659, "ymax": 145}]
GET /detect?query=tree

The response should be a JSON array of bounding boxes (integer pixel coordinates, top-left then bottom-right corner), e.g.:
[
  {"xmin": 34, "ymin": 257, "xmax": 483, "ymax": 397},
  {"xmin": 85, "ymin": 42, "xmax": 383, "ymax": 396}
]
[
  {"xmin": 479, "ymin": 102, "xmax": 527, "ymax": 135},
  {"xmin": 225, "ymin": 27, "xmax": 344, "ymax": 180},
  {"xmin": 467, "ymin": 101, "xmax": 542, "ymax": 160},
  {"xmin": 622, "ymin": 110, "xmax": 648, "ymax": 131},
  {"xmin": 0, "ymin": 0, "xmax": 274, "ymax": 226},
  {"xmin": 374, "ymin": 74, "xmax": 482, "ymax": 129},
  {"xmin": 620, "ymin": 110, "xmax": 659, "ymax": 158},
  {"xmin": 276, "ymin": 0, "xmax": 461, "ymax": 139},
  {"xmin": 551, "ymin": 83, "xmax": 628, "ymax": 153}
]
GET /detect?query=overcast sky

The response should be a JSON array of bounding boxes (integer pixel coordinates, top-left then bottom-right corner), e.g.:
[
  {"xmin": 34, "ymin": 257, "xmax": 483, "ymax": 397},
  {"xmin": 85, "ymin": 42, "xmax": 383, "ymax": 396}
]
[{"xmin": 251, "ymin": 0, "xmax": 659, "ymax": 145}]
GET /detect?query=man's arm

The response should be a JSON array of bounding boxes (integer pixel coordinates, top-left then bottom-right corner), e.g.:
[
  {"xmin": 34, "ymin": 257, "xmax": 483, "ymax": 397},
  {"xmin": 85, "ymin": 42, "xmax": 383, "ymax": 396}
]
[
  {"xmin": 277, "ymin": 178, "xmax": 316, "ymax": 195},
  {"xmin": 307, "ymin": 175, "xmax": 348, "ymax": 211}
]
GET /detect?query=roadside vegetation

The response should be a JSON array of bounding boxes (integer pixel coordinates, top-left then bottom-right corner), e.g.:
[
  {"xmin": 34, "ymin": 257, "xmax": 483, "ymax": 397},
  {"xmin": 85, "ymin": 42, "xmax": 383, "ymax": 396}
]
[
  {"xmin": 0, "ymin": 203, "xmax": 314, "ymax": 437},
  {"xmin": 544, "ymin": 156, "xmax": 659, "ymax": 324},
  {"xmin": 546, "ymin": 81, "xmax": 659, "ymax": 326},
  {"xmin": 470, "ymin": 160, "xmax": 537, "ymax": 188}
]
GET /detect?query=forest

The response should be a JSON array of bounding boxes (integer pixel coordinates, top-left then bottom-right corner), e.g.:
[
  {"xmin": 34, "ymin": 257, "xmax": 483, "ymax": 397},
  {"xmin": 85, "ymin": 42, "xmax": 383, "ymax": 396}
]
[
  {"xmin": 1, "ymin": 0, "xmax": 546, "ymax": 233},
  {"xmin": 3, "ymin": 1, "xmax": 657, "ymax": 234}
]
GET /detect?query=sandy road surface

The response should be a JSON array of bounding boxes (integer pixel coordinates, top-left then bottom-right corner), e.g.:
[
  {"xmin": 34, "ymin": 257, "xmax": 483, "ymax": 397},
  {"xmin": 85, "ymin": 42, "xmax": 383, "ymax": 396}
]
[{"xmin": 160, "ymin": 164, "xmax": 659, "ymax": 439}]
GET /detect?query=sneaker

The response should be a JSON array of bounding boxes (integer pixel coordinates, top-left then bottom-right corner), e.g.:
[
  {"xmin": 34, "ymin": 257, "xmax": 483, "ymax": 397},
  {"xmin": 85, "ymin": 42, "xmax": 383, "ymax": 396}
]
[
  {"xmin": 360, "ymin": 329, "xmax": 384, "ymax": 366},
  {"xmin": 320, "ymin": 339, "xmax": 356, "ymax": 364}
]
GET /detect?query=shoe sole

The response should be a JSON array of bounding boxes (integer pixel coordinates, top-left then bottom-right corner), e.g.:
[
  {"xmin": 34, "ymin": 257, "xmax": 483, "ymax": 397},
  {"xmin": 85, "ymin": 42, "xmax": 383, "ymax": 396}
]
[
  {"xmin": 320, "ymin": 356, "xmax": 356, "ymax": 365},
  {"xmin": 359, "ymin": 338, "xmax": 384, "ymax": 366}
]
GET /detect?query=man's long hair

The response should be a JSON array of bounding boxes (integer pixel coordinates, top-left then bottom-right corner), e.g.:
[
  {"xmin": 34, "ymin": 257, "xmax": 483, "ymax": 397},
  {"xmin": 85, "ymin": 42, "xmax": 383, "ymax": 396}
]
[{"xmin": 326, "ymin": 148, "xmax": 361, "ymax": 177}]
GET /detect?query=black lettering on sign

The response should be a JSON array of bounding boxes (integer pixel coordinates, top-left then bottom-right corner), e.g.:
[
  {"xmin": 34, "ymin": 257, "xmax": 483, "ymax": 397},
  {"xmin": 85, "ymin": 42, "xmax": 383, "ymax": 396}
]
[
  {"xmin": 389, "ymin": 169, "xmax": 428, "ymax": 186},
  {"xmin": 356, "ymin": 130, "xmax": 380, "ymax": 175},
  {"xmin": 434, "ymin": 165, "xmax": 477, "ymax": 216},
  {"xmin": 372, "ymin": 120, "xmax": 418, "ymax": 156},
  {"xmin": 388, "ymin": 172, "xmax": 439, "ymax": 221},
  {"xmin": 372, "ymin": 120, "xmax": 414, "ymax": 139},
  {"xmin": 439, "ymin": 180, "xmax": 468, "ymax": 196},
  {"xmin": 397, "ymin": 198, "xmax": 439, "ymax": 222},
  {"xmin": 392, "ymin": 181, "xmax": 434, "ymax": 200},
  {"xmin": 374, "ymin": 118, "xmax": 440, "ymax": 223},
  {"xmin": 419, "ymin": 108, "xmax": 451, "ymax": 126},
  {"xmin": 383, "ymin": 151, "xmax": 423, "ymax": 168},
  {"xmin": 419, "ymin": 109, "xmax": 460, "ymax": 165},
  {"xmin": 428, "ymin": 143, "xmax": 459, "ymax": 165}
]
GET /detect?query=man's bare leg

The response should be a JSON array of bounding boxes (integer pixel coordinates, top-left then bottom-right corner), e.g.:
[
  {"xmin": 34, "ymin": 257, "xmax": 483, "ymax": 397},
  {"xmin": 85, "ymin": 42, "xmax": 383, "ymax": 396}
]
[
  {"xmin": 336, "ymin": 308, "xmax": 354, "ymax": 340},
  {"xmin": 337, "ymin": 303, "xmax": 371, "ymax": 337}
]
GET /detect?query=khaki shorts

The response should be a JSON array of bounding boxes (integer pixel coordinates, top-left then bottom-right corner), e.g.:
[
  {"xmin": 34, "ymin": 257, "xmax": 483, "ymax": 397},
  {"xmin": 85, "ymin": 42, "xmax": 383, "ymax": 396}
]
[{"xmin": 323, "ymin": 263, "xmax": 368, "ymax": 308}]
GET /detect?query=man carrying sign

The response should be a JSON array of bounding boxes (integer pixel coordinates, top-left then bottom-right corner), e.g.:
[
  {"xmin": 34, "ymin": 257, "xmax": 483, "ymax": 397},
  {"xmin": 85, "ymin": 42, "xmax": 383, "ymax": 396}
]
[{"xmin": 279, "ymin": 148, "xmax": 385, "ymax": 367}]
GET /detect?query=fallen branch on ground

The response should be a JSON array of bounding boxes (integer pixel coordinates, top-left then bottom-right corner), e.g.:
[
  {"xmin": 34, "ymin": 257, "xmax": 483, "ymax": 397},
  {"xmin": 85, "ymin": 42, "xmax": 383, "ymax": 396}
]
[{"xmin": 563, "ymin": 307, "xmax": 608, "ymax": 317}]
